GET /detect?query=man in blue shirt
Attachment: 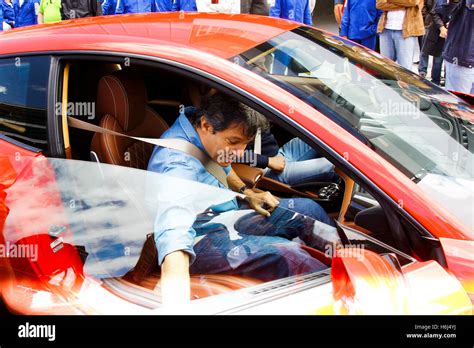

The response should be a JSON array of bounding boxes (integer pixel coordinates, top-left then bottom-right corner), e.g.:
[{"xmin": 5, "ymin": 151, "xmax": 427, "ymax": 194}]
[
  {"xmin": 116, "ymin": 0, "xmax": 155, "ymax": 14},
  {"xmin": 270, "ymin": 0, "xmax": 312, "ymax": 25},
  {"xmin": 148, "ymin": 94, "xmax": 336, "ymax": 305},
  {"xmin": 13, "ymin": 0, "xmax": 39, "ymax": 28}
]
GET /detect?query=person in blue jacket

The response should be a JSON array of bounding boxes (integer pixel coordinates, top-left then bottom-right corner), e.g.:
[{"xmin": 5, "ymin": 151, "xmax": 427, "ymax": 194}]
[
  {"xmin": 102, "ymin": 0, "xmax": 116, "ymax": 14},
  {"xmin": 155, "ymin": 0, "xmax": 172, "ymax": 11},
  {"xmin": 115, "ymin": 0, "xmax": 156, "ymax": 14},
  {"xmin": 171, "ymin": 0, "xmax": 196, "ymax": 11},
  {"xmin": 270, "ymin": 0, "xmax": 312, "ymax": 25},
  {"xmin": 1, "ymin": 0, "xmax": 15, "ymax": 30},
  {"xmin": 339, "ymin": 0, "xmax": 382, "ymax": 50},
  {"xmin": 13, "ymin": 0, "xmax": 39, "ymax": 28}
]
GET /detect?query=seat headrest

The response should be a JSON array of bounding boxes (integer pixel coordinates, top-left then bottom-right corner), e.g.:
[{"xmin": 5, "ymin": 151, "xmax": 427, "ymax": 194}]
[{"xmin": 96, "ymin": 71, "xmax": 147, "ymax": 132}]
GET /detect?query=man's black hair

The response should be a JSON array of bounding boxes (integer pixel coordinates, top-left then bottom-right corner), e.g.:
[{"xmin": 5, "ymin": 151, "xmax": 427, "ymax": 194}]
[{"xmin": 189, "ymin": 94, "xmax": 269, "ymax": 139}]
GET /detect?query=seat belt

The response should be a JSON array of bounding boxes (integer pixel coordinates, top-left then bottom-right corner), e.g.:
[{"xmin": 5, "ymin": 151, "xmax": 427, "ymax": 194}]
[
  {"xmin": 67, "ymin": 116, "xmax": 229, "ymax": 188},
  {"xmin": 254, "ymin": 127, "xmax": 261, "ymax": 155}
]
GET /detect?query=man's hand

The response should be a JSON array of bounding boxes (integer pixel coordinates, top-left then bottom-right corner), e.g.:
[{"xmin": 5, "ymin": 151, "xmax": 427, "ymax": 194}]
[
  {"xmin": 439, "ymin": 26, "xmax": 448, "ymax": 38},
  {"xmin": 227, "ymin": 167, "xmax": 279, "ymax": 216},
  {"xmin": 268, "ymin": 156, "xmax": 286, "ymax": 172},
  {"xmin": 334, "ymin": 4, "xmax": 344, "ymax": 26},
  {"xmin": 160, "ymin": 251, "xmax": 190, "ymax": 308},
  {"xmin": 245, "ymin": 190, "xmax": 280, "ymax": 217}
]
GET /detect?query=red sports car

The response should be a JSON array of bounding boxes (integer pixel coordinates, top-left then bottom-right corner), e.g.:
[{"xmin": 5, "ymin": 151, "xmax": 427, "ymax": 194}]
[{"xmin": 0, "ymin": 13, "xmax": 473, "ymax": 315}]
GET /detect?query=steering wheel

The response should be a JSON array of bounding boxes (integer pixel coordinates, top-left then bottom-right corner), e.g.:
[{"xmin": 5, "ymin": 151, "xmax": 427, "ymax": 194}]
[{"xmin": 232, "ymin": 163, "xmax": 343, "ymax": 203}]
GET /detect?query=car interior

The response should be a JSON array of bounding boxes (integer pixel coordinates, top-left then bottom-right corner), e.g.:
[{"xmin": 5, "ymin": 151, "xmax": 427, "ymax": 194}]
[
  {"xmin": 65, "ymin": 59, "xmax": 380, "ymax": 228},
  {"xmin": 52, "ymin": 57, "xmax": 433, "ymax": 303}
]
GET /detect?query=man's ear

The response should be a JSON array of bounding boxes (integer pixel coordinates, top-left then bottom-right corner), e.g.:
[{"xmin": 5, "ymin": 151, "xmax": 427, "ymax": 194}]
[{"xmin": 200, "ymin": 116, "xmax": 215, "ymax": 134}]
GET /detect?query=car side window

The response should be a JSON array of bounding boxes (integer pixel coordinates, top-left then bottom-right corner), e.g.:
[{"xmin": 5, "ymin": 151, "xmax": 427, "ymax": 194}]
[{"xmin": 0, "ymin": 56, "xmax": 50, "ymax": 151}]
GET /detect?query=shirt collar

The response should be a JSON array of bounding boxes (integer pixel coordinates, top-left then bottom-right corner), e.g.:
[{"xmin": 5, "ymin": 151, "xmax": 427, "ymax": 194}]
[
  {"xmin": 176, "ymin": 112, "xmax": 208, "ymax": 155},
  {"xmin": 175, "ymin": 109, "xmax": 232, "ymax": 176}
]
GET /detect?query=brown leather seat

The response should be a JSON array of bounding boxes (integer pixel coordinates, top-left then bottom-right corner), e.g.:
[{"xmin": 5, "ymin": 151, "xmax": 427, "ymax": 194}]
[{"xmin": 91, "ymin": 71, "xmax": 168, "ymax": 169}]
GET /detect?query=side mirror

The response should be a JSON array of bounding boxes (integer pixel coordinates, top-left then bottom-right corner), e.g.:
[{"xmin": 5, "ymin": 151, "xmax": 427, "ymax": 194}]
[
  {"xmin": 331, "ymin": 248, "xmax": 472, "ymax": 314},
  {"xmin": 331, "ymin": 248, "xmax": 409, "ymax": 314}
]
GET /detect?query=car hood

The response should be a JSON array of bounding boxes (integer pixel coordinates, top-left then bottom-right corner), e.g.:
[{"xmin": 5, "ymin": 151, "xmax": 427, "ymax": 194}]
[{"xmin": 418, "ymin": 173, "xmax": 474, "ymax": 238}]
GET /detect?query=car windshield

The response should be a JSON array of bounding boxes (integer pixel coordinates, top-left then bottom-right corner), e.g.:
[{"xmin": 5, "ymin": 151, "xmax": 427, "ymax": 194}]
[{"xmin": 233, "ymin": 26, "xmax": 474, "ymax": 230}]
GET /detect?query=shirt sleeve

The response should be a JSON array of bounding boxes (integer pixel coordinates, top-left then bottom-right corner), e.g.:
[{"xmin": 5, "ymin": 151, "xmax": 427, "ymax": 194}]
[
  {"xmin": 255, "ymin": 154, "xmax": 269, "ymax": 168},
  {"xmin": 152, "ymin": 159, "xmax": 200, "ymax": 266},
  {"xmin": 235, "ymin": 149, "xmax": 269, "ymax": 168},
  {"xmin": 435, "ymin": 0, "xmax": 458, "ymax": 25}
]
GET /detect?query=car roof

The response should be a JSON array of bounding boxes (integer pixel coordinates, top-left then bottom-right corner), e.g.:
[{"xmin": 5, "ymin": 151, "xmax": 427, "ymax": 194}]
[{"xmin": 0, "ymin": 13, "xmax": 300, "ymax": 59}]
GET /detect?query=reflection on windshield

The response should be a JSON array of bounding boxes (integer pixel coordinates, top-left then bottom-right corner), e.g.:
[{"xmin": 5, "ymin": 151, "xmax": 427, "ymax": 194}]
[
  {"xmin": 234, "ymin": 27, "xmax": 474, "ymax": 182},
  {"xmin": 234, "ymin": 26, "xmax": 474, "ymax": 231}
]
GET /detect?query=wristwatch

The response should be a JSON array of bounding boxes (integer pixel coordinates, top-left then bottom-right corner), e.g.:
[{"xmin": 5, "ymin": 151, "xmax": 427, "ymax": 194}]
[{"xmin": 238, "ymin": 184, "xmax": 249, "ymax": 194}]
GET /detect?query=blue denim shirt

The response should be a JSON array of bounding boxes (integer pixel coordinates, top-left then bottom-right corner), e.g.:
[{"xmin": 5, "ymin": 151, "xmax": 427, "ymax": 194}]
[{"xmin": 147, "ymin": 111, "xmax": 237, "ymax": 265}]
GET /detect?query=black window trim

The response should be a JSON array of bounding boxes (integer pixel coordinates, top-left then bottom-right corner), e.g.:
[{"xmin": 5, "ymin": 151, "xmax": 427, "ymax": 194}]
[
  {"xmin": 0, "ymin": 54, "xmax": 56, "ymax": 155},
  {"xmin": 0, "ymin": 134, "xmax": 42, "ymax": 153},
  {"xmin": 48, "ymin": 56, "xmax": 64, "ymax": 158}
]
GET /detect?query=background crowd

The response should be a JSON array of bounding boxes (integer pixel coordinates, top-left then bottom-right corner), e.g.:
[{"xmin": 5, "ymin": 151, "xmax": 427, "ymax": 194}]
[{"xmin": 0, "ymin": 0, "xmax": 472, "ymax": 94}]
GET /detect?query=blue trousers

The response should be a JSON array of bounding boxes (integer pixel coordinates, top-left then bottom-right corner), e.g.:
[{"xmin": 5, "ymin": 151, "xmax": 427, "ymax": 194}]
[
  {"xmin": 190, "ymin": 198, "xmax": 336, "ymax": 281},
  {"xmin": 379, "ymin": 29, "xmax": 417, "ymax": 70},
  {"xmin": 265, "ymin": 138, "xmax": 338, "ymax": 186},
  {"xmin": 418, "ymin": 53, "xmax": 443, "ymax": 85}
]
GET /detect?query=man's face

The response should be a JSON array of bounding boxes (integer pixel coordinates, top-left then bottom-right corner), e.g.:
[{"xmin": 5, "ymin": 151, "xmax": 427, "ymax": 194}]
[{"xmin": 197, "ymin": 117, "xmax": 253, "ymax": 167}]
